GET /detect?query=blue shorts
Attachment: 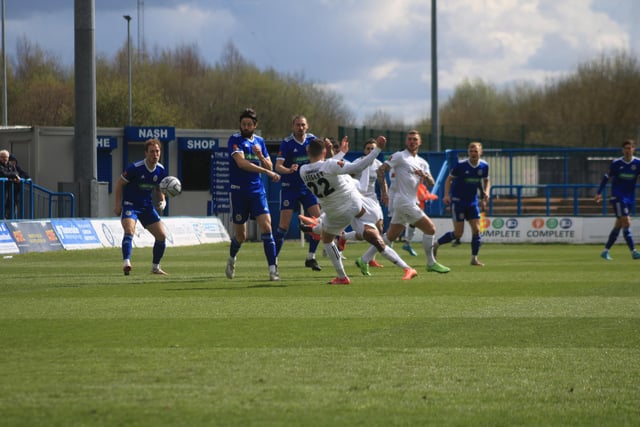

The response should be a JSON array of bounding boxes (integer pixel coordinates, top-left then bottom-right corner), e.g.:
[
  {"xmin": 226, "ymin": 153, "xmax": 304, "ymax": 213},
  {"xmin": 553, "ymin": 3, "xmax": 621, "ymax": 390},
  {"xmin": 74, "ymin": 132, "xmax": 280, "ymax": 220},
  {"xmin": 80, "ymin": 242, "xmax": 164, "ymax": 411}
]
[
  {"xmin": 279, "ymin": 185, "xmax": 318, "ymax": 212},
  {"xmin": 231, "ymin": 191, "xmax": 270, "ymax": 224},
  {"xmin": 450, "ymin": 200, "xmax": 480, "ymax": 222},
  {"xmin": 121, "ymin": 202, "xmax": 161, "ymax": 228},
  {"xmin": 609, "ymin": 197, "xmax": 631, "ymax": 218}
]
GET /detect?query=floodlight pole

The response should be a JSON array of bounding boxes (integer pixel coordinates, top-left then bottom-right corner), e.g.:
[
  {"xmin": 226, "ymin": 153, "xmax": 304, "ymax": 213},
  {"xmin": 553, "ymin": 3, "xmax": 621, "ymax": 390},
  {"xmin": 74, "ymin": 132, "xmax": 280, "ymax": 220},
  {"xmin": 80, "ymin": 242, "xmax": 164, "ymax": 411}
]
[
  {"xmin": 431, "ymin": 0, "xmax": 440, "ymax": 152},
  {"xmin": 124, "ymin": 15, "xmax": 132, "ymax": 126},
  {"xmin": 2, "ymin": 0, "xmax": 7, "ymax": 126}
]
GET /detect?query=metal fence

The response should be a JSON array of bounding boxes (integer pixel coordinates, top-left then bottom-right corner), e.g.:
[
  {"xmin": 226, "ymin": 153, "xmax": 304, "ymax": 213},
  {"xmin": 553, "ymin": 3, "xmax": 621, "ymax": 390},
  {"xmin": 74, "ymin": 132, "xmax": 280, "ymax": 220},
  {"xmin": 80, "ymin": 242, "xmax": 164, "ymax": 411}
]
[
  {"xmin": 429, "ymin": 147, "xmax": 637, "ymax": 217},
  {"xmin": 1, "ymin": 178, "xmax": 75, "ymax": 220},
  {"xmin": 338, "ymin": 124, "xmax": 640, "ymax": 151}
]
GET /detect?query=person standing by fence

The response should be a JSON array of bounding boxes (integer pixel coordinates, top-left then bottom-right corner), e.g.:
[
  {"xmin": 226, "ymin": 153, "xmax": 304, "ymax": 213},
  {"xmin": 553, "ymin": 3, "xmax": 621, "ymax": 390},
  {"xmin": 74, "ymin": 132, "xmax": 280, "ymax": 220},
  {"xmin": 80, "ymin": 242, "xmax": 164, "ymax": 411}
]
[
  {"xmin": 0, "ymin": 150, "xmax": 21, "ymax": 219},
  {"xmin": 595, "ymin": 139, "xmax": 640, "ymax": 261},
  {"xmin": 8, "ymin": 154, "xmax": 30, "ymax": 218}
]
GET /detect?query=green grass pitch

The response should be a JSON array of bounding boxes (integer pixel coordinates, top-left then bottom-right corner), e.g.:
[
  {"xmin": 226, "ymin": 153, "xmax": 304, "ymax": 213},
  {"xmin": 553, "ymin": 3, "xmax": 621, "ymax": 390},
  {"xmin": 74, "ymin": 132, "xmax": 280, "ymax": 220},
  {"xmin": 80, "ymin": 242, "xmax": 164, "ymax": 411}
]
[{"xmin": 1, "ymin": 241, "xmax": 639, "ymax": 426}]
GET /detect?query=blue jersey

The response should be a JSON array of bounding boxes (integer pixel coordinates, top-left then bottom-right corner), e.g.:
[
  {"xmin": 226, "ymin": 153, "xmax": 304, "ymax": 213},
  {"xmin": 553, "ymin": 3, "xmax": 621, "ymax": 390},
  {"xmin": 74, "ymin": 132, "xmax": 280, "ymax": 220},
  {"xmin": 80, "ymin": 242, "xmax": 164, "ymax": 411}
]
[
  {"xmin": 276, "ymin": 133, "xmax": 316, "ymax": 188},
  {"xmin": 121, "ymin": 159, "xmax": 167, "ymax": 208},
  {"xmin": 228, "ymin": 132, "xmax": 269, "ymax": 195},
  {"xmin": 606, "ymin": 156, "xmax": 640, "ymax": 204},
  {"xmin": 449, "ymin": 158, "xmax": 489, "ymax": 204}
]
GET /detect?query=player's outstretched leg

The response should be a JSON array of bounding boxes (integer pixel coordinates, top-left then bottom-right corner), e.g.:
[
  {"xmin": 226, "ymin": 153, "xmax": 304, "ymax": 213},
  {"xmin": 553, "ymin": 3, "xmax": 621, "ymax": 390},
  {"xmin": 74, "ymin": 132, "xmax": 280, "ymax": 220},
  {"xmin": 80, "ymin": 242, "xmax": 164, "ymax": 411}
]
[{"xmin": 324, "ymin": 242, "xmax": 350, "ymax": 285}]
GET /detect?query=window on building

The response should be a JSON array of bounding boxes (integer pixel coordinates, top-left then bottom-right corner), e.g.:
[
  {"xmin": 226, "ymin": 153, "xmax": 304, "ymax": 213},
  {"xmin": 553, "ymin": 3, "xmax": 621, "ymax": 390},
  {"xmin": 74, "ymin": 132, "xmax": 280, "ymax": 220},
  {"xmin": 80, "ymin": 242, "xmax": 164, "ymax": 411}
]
[{"xmin": 180, "ymin": 151, "xmax": 211, "ymax": 191}]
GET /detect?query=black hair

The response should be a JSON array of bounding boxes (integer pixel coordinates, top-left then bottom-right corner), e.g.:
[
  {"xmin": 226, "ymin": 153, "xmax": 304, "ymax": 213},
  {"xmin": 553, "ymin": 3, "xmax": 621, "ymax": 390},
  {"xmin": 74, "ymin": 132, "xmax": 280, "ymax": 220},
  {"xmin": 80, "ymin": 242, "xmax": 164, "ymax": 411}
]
[
  {"xmin": 239, "ymin": 108, "xmax": 258, "ymax": 124},
  {"xmin": 363, "ymin": 138, "xmax": 377, "ymax": 147},
  {"xmin": 308, "ymin": 139, "xmax": 325, "ymax": 157}
]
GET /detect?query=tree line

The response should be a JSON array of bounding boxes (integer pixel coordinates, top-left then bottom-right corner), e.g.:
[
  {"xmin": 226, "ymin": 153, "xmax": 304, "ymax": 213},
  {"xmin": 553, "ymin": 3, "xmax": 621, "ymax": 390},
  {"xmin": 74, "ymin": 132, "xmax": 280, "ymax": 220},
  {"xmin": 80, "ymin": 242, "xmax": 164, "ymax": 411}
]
[
  {"xmin": 421, "ymin": 50, "xmax": 640, "ymax": 148},
  {"xmin": 3, "ymin": 36, "xmax": 639, "ymax": 147},
  {"xmin": 5, "ymin": 38, "xmax": 353, "ymax": 140}
]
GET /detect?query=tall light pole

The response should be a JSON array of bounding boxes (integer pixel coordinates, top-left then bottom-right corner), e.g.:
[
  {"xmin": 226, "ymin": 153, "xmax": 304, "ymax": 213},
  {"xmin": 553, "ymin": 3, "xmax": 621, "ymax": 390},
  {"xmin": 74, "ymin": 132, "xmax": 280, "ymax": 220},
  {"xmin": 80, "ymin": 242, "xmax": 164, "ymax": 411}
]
[
  {"xmin": 123, "ymin": 15, "xmax": 132, "ymax": 126},
  {"xmin": 2, "ymin": 0, "xmax": 8, "ymax": 126},
  {"xmin": 431, "ymin": 0, "xmax": 440, "ymax": 151}
]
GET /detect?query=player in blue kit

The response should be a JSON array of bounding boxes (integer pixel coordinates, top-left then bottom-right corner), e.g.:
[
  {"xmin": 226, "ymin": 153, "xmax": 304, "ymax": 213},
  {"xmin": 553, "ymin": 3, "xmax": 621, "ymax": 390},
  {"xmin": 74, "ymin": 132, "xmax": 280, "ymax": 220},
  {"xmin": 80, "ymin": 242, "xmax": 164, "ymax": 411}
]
[
  {"xmin": 226, "ymin": 108, "xmax": 282, "ymax": 281},
  {"xmin": 273, "ymin": 115, "xmax": 323, "ymax": 271},
  {"xmin": 595, "ymin": 139, "xmax": 640, "ymax": 261},
  {"xmin": 434, "ymin": 141, "xmax": 490, "ymax": 266},
  {"xmin": 113, "ymin": 138, "xmax": 169, "ymax": 275}
]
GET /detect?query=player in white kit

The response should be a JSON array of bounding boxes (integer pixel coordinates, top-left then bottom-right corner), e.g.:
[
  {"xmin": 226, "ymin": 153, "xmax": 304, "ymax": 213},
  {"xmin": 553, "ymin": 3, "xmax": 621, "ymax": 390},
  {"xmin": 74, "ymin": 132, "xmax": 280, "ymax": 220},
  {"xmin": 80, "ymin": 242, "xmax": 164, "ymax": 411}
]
[
  {"xmin": 377, "ymin": 130, "xmax": 450, "ymax": 274},
  {"xmin": 298, "ymin": 136, "xmax": 418, "ymax": 284}
]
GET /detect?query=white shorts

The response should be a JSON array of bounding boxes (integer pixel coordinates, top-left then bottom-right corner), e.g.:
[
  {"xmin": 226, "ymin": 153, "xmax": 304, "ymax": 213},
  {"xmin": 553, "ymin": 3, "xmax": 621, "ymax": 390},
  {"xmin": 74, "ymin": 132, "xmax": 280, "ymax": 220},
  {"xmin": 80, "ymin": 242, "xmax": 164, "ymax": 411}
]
[
  {"xmin": 349, "ymin": 196, "xmax": 379, "ymax": 235},
  {"xmin": 350, "ymin": 215, "xmax": 378, "ymax": 237},
  {"xmin": 390, "ymin": 199, "xmax": 425, "ymax": 226},
  {"xmin": 387, "ymin": 196, "xmax": 394, "ymax": 218},
  {"xmin": 321, "ymin": 199, "xmax": 363, "ymax": 236},
  {"xmin": 360, "ymin": 195, "xmax": 383, "ymax": 223}
]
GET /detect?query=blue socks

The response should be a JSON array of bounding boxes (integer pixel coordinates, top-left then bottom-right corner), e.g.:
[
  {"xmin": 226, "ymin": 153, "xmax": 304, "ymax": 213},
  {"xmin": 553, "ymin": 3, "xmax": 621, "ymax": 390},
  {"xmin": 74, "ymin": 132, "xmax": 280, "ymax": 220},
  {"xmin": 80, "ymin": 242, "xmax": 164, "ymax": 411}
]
[
  {"xmin": 152, "ymin": 240, "xmax": 166, "ymax": 264},
  {"xmin": 122, "ymin": 233, "xmax": 133, "ymax": 260}
]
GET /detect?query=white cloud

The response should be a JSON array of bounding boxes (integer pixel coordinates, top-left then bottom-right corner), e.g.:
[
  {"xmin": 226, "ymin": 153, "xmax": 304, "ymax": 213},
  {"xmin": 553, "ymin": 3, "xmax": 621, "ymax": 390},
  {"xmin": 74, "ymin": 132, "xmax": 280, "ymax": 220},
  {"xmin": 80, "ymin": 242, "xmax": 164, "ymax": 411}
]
[
  {"xmin": 3, "ymin": 0, "xmax": 639, "ymax": 125},
  {"xmin": 438, "ymin": 0, "xmax": 632, "ymax": 90},
  {"xmin": 369, "ymin": 61, "xmax": 402, "ymax": 81}
]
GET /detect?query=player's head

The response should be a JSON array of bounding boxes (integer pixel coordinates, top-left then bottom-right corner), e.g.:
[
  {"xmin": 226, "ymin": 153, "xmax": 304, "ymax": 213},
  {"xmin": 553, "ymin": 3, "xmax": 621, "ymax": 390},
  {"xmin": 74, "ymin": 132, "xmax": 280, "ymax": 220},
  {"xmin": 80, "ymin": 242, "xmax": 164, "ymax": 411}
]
[
  {"xmin": 468, "ymin": 141, "xmax": 483, "ymax": 160},
  {"xmin": 292, "ymin": 115, "xmax": 308, "ymax": 139},
  {"xmin": 364, "ymin": 138, "xmax": 377, "ymax": 154},
  {"xmin": 144, "ymin": 139, "xmax": 162, "ymax": 165},
  {"xmin": 405, "ymin": 130, "xmax": 422, "ymax": 153},
  {"xmin": 239, "ymin": 108, "xmax": 258, "ymax": 138},
  {"xmin": 307, "ymin": 138, "xmax": 326, "ymax": 159},
  {"xmin": 621, "ymin": 139, "xmax": 635, "ymax": 159}
]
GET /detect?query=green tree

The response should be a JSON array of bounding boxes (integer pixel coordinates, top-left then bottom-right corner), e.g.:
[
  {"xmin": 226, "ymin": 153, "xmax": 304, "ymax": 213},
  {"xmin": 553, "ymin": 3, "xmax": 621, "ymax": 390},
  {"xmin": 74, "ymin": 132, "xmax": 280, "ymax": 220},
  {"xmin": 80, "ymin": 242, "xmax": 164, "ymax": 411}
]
[{"xmin": 9, "ymin": 37, "xmax": 74, "ymax": 126}]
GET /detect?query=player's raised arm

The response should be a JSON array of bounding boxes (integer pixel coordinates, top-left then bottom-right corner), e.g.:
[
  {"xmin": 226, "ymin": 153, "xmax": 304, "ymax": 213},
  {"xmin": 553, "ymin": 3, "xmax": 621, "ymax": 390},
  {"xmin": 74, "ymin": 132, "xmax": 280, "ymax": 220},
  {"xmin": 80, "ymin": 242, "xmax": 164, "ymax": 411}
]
[{"xmin": 338, "ymin": 136, "xmax": 385, "ymax": 175}]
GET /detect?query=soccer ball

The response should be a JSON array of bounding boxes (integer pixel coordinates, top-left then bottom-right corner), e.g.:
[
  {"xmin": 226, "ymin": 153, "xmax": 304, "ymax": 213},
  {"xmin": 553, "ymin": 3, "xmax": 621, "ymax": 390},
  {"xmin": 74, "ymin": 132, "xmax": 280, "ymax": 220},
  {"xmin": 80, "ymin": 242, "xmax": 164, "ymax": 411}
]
[{"xmin": 159, "ymin": 176, "xmax": 182, "ymax": 197}]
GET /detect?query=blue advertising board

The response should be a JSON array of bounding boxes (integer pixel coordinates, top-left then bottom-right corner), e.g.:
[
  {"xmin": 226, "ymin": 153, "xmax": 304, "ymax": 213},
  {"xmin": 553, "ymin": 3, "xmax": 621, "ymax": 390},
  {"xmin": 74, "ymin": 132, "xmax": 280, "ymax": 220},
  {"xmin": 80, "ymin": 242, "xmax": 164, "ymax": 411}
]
[
  {"xmin": 178, "ymin": 137, "xmax": 218, "ymax": 150},
  {"xmin": 6, "ymin": 221, "xmax": 64, "ymax": 253},
  {"xmin": 0, "ymin": 221, "xmax": 19, "ymax": 254},
  {"xmin": 52, "ymin": 219, "xmax": 103, "ymax": 250},
  {"xmin": 124, "ymin": 126, "xmax": 175, "ymax": 141},
  {"xmin": 210, "ymin": 148, "xmax": 230, "ymax": 214},
  {"xmin": 97, "ymin": 135, "xmax": 118, "ymax": 150}
]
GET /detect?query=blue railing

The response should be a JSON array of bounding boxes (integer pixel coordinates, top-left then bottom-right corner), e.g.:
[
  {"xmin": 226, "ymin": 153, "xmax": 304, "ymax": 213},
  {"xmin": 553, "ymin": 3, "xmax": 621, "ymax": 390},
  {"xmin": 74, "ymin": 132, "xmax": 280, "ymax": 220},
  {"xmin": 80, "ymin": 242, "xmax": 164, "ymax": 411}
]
[
  {"xmin": 430, "ymin": 147, "xmax": 636, "ymax": 217},
  {"xmin": 487, "ymin": 184, "xmax": 630, "ymax": 216},
  {"xmin": 1, "ymin": 178, "xmax": 75, "ymax": 220}
]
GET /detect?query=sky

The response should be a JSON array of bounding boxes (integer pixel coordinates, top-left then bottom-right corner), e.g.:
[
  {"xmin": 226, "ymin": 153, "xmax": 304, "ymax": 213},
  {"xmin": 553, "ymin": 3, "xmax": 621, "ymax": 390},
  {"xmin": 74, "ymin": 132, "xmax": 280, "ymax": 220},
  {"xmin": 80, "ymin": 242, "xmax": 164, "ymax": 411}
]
[{"xmin": 3, "ymin": 0, "xmax": 639, "ymax": 125}]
